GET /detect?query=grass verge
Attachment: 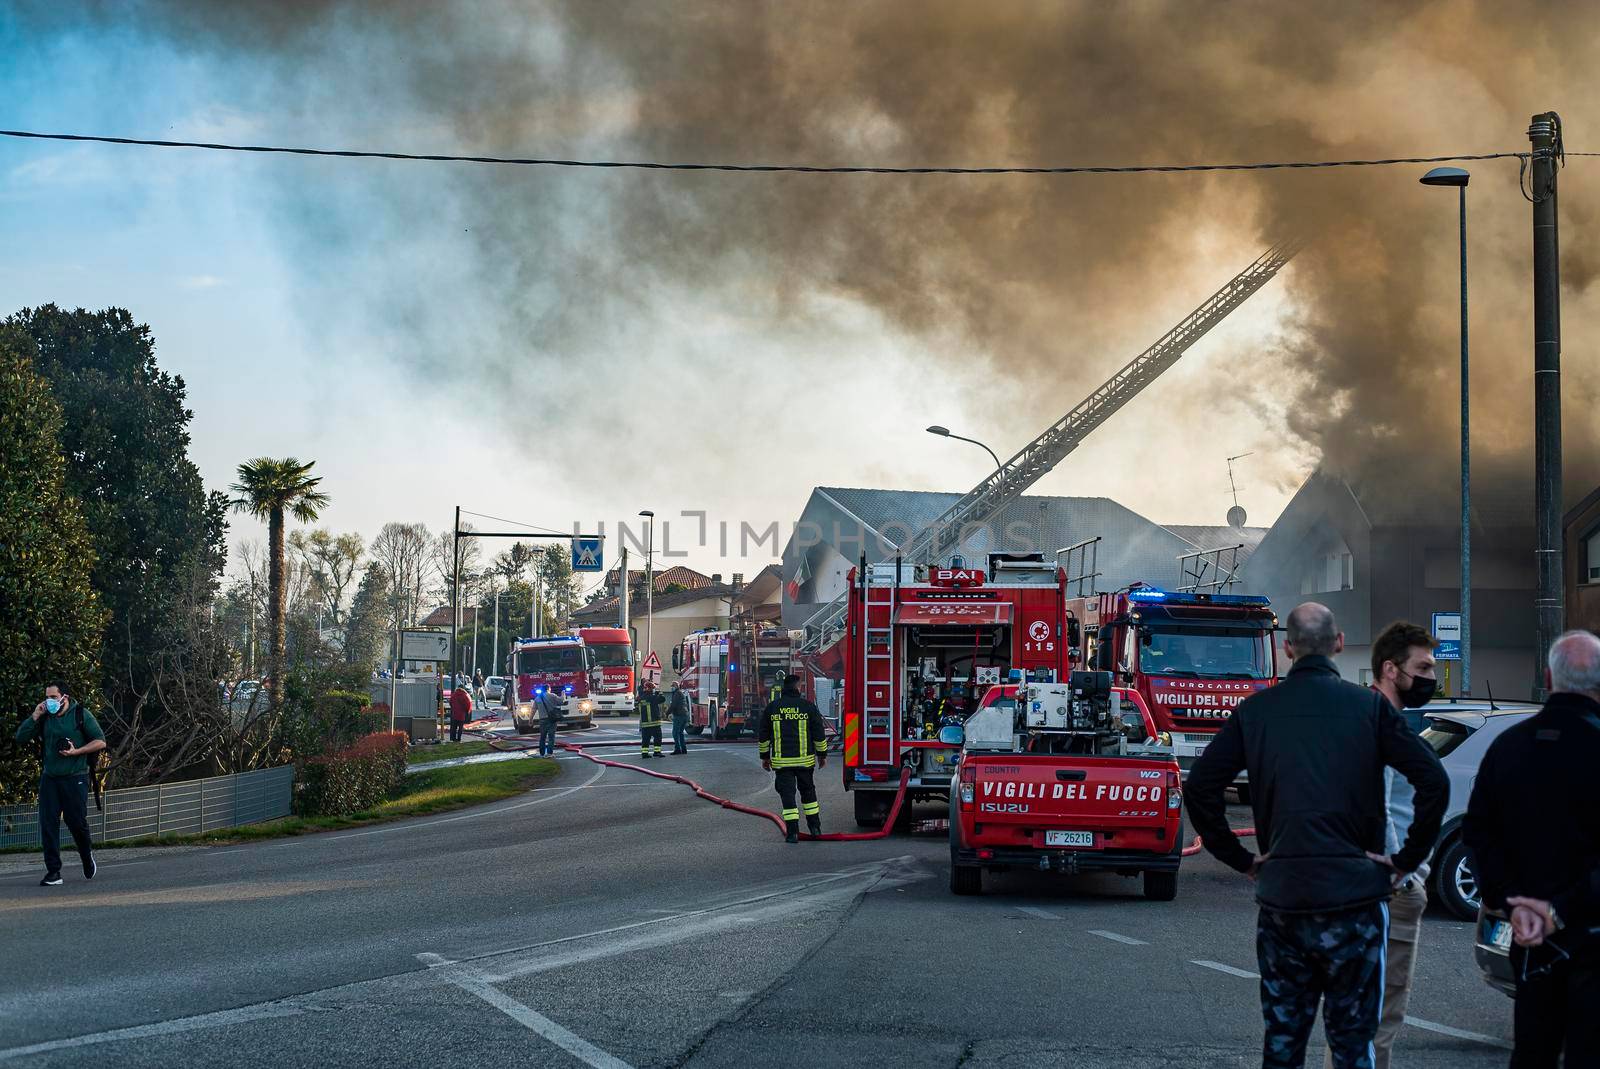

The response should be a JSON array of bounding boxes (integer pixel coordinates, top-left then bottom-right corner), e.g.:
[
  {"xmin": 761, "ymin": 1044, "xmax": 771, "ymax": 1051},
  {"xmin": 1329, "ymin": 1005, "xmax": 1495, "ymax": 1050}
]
[
  {"xmin": 0, "ymin": 757, "xmax": 558, "ymax": 853},
  {"xmin": 406, "ymin": 739, "xmax": 500, "ymax": 764}
]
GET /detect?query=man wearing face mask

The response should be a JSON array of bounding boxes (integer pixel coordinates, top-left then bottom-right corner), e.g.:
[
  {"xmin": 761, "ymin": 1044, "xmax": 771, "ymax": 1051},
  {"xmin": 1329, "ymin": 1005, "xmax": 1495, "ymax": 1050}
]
[
  {"xmin": 15, "ymin": 681, "xmax": 106, "ymax": 887},
  {"xmin": 1320, "ymin": 621, "xmax": 1438, "ymax": 1069}
]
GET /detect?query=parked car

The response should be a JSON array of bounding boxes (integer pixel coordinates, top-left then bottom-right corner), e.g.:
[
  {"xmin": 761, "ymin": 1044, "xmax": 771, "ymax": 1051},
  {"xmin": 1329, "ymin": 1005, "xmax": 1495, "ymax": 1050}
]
[
  {"xmin": 229, "ymin": 680, "xmax": 263, "ymax": 711},
  {"xmin": 1473, "ymin": 905, "xmax": 1516, "ymax": 997},
  {"xmin": 1418, "ymin": 700, "xmax": 1540, "ymax": 919},
  {"xmin": 484, "ymin": 676, "xmax": 508, "ymax": 702}
]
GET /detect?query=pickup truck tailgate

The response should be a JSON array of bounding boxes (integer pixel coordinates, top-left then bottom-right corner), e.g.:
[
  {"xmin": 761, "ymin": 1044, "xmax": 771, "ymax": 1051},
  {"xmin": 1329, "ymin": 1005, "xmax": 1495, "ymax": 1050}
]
[{"xmin": 960, "ymin": 753, "xmax": 1180, "ymax": 853}]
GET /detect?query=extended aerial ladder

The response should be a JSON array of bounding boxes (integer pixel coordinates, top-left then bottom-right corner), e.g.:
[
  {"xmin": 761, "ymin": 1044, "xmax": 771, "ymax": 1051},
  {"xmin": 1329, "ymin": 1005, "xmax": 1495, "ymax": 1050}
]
[{"xmin": 799, "ymin": 239, "xmax": 1302, "ymax": 656}]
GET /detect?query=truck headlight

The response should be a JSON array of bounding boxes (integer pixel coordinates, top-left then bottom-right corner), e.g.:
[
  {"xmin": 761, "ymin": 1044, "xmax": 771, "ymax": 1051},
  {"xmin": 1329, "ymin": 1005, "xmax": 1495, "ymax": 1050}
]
[
  {"xmin": 579, "ymin": 700, "xmax": 593, "ymax": 712},
  {"xmin": 516, "ymin": 703, "xmax": 532, "ymax": 717}
]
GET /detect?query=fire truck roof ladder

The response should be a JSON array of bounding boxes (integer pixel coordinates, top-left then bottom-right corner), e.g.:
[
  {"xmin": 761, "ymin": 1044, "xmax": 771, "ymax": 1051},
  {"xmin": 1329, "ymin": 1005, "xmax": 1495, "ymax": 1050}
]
[
  {"xmin": 799, "ymin": 238, "xmax": 1303, "ymax": 655},
  {"xmin": 1177, "ymin": 545, "xmax": 1247, "ymax": 593}
]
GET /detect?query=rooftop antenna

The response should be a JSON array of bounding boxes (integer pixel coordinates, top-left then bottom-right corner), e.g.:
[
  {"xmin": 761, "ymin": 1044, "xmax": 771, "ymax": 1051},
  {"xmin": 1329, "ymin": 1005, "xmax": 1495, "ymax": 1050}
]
[{"xmin": 1226, "ymin": 452, "xmax": 1254, "ymax": 528}]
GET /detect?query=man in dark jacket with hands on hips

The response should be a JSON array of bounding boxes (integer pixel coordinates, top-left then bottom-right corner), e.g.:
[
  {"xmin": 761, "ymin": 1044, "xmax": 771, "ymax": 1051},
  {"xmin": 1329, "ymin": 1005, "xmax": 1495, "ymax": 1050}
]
[
  {"xmin": 15, "ymin": 680, "xmax": 106, "ymax": 887},
  {"xmin": 1186, "ymin": 603, "xmax": 1448, "ymax": 1069}
]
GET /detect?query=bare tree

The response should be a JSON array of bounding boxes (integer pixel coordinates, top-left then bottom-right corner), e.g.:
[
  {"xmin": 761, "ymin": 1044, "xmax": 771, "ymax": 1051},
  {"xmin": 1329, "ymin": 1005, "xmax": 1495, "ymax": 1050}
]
[
  {"xmin": 370, "ymin": 522, "xmax": 432, "ymax": 631},
  {"xmin": 289, "ymin": 529, "xmax": 364, "ymax": 643}
]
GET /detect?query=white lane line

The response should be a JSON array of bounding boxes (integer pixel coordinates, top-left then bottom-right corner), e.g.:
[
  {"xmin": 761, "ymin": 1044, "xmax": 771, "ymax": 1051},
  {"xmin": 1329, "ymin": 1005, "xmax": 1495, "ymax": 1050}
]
[
  {"xmin": 1088, "ymin": 929, "xmax": 1148, "ymax": 946},
  {"xmin": 0, "ymin": 1001, "xmax": 307, "ymax": 1063},
  {"xmin": 324, "ymin": 763, "xmax": 607, "ymax": 841},
  {"xmin": 1190, "ymin": 960, "xmax": 1259, "ymax": 979},
  {"xmin": 1017, "ymin": 906, "xmax": 1062, "ymax": 921},
  {"xmin": 1403, "ymin": 1015, "xmax": 1513, "ymax": 1050},
  {"xmin": 437, "ymin": 965, "xmax": 635, "ymax": 1069}
]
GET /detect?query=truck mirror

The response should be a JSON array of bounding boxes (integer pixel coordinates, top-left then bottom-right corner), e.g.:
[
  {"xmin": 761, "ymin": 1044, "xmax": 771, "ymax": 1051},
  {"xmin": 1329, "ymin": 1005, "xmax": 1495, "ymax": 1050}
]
[
  {"xmin": 1120, "ymin": 710, "xmax": 1150, "ymax": 743},
  {"xmin": 671, "ymin": 647, "xmax": 681, "ymax": 671},
  {"xmin": 937, "ymin": 725, "xmax": 964, "ymax": 746},
  {"xmin": 1067, "ymin": 619, "xmax": 1081, "ymax": 647}
]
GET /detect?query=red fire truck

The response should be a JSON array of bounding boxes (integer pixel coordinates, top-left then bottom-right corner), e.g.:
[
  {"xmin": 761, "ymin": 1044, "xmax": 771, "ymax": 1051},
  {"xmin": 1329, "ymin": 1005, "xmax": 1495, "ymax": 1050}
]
[
  {"xmin": 672, "ymin": 626, "xmax": 801, "ymax": 739},
  {"xmin": 840, "ymin": 553, "xmax": 1081, "ymax": 828},
  {"xmin": 507, "ymin": 635, "xmax": 595, "ymax": 733},
  {"xmin": 949, "ymin": 676, "xmax": 1183, "ymax": 898},
  {"xmin": 571, "ymin": 626, "xmax": 636, "ymax": 716},
  {"xmin": 1066, "ymin": 586, "xmax": 1279, "ymax": 770}
]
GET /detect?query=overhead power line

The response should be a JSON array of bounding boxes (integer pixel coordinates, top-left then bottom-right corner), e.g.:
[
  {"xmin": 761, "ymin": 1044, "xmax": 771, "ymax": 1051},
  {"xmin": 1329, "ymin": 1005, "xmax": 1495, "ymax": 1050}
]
[{"xmin": 0, "ymin": 128, "xmax": 1527, "ymax": 175}]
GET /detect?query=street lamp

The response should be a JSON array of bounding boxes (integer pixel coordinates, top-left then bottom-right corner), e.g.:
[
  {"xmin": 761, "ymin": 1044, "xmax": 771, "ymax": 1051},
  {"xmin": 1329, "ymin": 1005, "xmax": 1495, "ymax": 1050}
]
[
  {"xmin": 1421, "ymin": 165, "xmax": 1471, "ymax": 696},
  {"xmin": 926, "ymin": 425, "xmax": 1003, "ymax": 477},
  {"xmin": 638, "ymin": 510, "xmax": 655, "ymax": 663}
]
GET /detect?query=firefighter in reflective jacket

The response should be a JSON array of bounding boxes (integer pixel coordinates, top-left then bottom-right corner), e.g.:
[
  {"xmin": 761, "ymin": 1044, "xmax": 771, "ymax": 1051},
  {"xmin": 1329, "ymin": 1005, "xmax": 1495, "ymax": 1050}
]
[
  {"xmin": 759, "ymin": 674, "xmax": 828, "ymax": 843},
  {"xmin": 637, "ymin": 681, "xmax": 666, "ymax": 759}
]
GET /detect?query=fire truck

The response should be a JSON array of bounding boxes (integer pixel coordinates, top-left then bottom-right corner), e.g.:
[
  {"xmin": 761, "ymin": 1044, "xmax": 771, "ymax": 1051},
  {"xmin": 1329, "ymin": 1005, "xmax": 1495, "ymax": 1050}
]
[
  {"xmin": 949, "ymin": 675, "xmax": 1183, "ymax": 898},
  {"xmin": 571, "ymin": 626, "xmax": 636, "ymax": 716},
  {"xmin": 672, "ymin": 626, "xmax": 802, "ymax": 739},
  {"xmin": 507, "ymin": 635, "xmax": 595, "ymax": 733},
  {"xmin": 840, "ymin": 552, "xmax": 1080, "ymax": 828},
  {"xmin": 1066, "ymin": 586, "xmax": 1279, "ymax": 769}
]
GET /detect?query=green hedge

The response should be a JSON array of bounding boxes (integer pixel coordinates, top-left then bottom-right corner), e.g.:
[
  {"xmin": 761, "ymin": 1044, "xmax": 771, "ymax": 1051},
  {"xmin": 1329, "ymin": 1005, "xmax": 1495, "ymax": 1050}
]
[{"xmin": 297, "ymin": 731, "xmax": 409, "ymax": 817}]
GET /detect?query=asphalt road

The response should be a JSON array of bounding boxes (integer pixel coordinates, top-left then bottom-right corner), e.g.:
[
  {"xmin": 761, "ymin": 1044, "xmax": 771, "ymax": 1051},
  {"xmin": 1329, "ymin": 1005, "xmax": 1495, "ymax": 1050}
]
[{"xmin": 0, "ymin": 717, "xmax": 1515, "ymax": 1068}]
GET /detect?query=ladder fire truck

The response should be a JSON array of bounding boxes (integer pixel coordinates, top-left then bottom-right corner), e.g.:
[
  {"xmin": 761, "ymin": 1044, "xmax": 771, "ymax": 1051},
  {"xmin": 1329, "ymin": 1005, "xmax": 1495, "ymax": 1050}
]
[
  {"xmin": 672, "ymin": 624, "xmax": 802, "ymax": 739},
  {"xmin": 842, "ymin": 552, "xmax": 1082, "ymax": 826}
]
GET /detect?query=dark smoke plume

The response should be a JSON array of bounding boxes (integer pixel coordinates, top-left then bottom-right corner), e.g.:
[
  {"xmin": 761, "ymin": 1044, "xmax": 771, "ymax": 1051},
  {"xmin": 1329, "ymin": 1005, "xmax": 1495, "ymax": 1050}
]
[{"xmin": 28, "ymin": 1, "xmax": 1600, "ymax": 516}]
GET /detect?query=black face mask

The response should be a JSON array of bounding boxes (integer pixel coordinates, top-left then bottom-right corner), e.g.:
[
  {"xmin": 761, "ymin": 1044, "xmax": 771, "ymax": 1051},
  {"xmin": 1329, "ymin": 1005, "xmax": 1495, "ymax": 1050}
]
[{"xmin": 1396, "ymin": 669, "xmax": 1437, "ymax": 709}]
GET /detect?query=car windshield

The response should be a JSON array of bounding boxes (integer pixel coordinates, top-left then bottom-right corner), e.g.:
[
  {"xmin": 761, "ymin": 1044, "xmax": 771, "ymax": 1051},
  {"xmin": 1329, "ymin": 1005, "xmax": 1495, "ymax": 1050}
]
[
  {"xmin": 1421, "ymin": 718, "xmax": 1473, "ymax": 759},
  {"xmin": 1138, "ymin": 625, "xmax": 1273, "ymax": 679},
  {"xmin": 587, "ymin": 643, "xmax": 633, "ymax": 668},
  {"xmin": 517, "ymin": 646, "xmax": 584, "ymax": 673}
]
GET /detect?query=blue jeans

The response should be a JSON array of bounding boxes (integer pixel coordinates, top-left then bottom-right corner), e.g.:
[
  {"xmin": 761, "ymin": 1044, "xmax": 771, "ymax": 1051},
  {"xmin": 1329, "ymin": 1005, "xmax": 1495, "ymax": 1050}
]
[
  {"xmin": 671, "ymin": 715, "xmax": 688, "ymax": 753},
  {"xmin": 539, "ymin": 720, "xmax": 557, "ymax": 755}
]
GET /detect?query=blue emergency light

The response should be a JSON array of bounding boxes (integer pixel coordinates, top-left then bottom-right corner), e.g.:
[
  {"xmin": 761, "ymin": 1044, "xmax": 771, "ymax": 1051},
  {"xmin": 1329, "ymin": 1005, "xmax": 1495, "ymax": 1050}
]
[
  {"xmin": 563, "ymin": 684, "xmax": 574, "ymax": 694},
  {"xmin": 534, "ymin": 686, "xmax": 546, "ymax": 695},
  {"xmin": 1127, "ymin": 587, "xmax": 1270, "ymax": 608}
]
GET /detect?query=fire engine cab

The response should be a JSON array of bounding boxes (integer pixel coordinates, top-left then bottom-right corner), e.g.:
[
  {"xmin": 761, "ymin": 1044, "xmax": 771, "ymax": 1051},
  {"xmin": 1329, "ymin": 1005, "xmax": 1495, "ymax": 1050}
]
[
  {"xmin": 841, "ymin": 552, "xmax": 1078, "ymax": 828},
  {"xmin": 1067, "ymin": 586, "xmax": 1278, "ymax": 768}
]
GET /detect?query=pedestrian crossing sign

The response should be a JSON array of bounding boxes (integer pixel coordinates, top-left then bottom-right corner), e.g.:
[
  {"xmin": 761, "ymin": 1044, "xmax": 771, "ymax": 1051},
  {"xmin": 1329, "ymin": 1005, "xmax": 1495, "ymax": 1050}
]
[{"xmin": 571, "ymin": 537, "xmax": 603, "ymax": 572}]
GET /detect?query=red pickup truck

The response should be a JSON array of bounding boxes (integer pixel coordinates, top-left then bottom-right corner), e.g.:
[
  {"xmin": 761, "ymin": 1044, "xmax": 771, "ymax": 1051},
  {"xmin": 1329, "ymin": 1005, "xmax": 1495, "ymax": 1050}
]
[{"xmin": 948, "ymin": 676, "xmax": 1185, "ymax": 900}]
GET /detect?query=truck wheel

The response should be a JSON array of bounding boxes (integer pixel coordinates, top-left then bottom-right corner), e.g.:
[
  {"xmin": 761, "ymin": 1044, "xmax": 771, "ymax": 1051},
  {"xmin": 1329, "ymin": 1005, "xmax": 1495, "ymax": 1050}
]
[
  {"xmin": 1430, "ymin": 835, "xmax": 1479, "ymax": 920},
  {"xmin": 1143, "ymin": 870, "xmax": 1178, "ymax": 901},
  {"xmin": 854, "ymin": 792, "xmax": 886, "ymax": 828},
  {"xmin": 950, "ymin": 864, "xmax": 982, "ymax": 896}
]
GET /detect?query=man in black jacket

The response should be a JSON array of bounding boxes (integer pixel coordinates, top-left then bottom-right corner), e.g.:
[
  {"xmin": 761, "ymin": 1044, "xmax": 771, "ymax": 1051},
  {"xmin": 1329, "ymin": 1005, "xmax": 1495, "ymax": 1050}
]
[
  {"xmin": 1187, "ymin": 603, "xmax": 1448, "ymax": 1069},
  {"xmin": 1463, "ymin": 629, "xmax": 1600, "ymax": 1066}
]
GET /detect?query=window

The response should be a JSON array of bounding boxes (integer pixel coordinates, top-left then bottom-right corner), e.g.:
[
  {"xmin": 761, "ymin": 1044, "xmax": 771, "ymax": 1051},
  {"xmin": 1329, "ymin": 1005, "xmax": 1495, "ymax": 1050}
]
[
  {"xmin": 1587, "ymin": 529, "xmax": 1600, "ymax": 583},
  {"xmin": 1135, "ymin": 625, "xmax": 1274, "ymax": 680},
  {"xmin": 1300, "ymin": 538, "xmax": 1354, "ymax": 594}
]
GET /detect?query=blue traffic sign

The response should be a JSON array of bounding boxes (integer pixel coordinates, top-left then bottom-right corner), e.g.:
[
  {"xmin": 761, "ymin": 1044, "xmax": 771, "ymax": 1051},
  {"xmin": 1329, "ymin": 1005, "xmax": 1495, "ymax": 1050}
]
[
  {"xmin": 1431, "ymin": 612, "xmax": 1462, "ymax": 661},
  {"xmin": 571, "ymin": 537, "xmax": 603, "ymax": 572},
  {"xmin": 1435, "ymin": 639, "xmax": 1461, "ymax": 662}
]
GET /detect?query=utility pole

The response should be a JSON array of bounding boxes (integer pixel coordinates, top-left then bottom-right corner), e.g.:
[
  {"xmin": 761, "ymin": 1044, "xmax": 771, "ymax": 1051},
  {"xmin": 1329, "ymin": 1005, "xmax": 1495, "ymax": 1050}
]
[
  {"xmin": 470, "ymin": 597, "xmax": 479, "ymax": 678},
  {"xmin": 1529, "ymin": 112, "xmax": 1565, "ymax": 700},
  {"xmin": 618, "ymin": 547, "xmax": 630, "ymax": 635},
  {"xmin": 492, "ymin": 588, "xmax": 501, "ymax": 677},
  {"xmin": 639, "ymin": 510, "xmax": 655, "ymax": 661},
  {"xmin": 449, "ymin": 505, "xmax": 461, "ymax": 692}
]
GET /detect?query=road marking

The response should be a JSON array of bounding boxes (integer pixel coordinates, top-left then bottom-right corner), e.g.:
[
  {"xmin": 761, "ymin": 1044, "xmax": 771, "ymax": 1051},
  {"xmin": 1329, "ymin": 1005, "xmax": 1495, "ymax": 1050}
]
[
  {"xmin": 1191, "ymin": 960, "xmax": 1259, "ymax": 979},
  {"xmin": 1403, "ymin": 1015, "xmax": 1513, "ymax": 1050},
  {"xmin": 0, "ymin": 1000, "xmax": 308, "ymax": 1062},
  {"xmin": 416, "ymin": 952, "xmax": 454, "ymax": 967},
  {"xmin": 1017, "ymin": 906, "xmax": 1061, "ymax": 921},
  {"xmin": 438, "ymin": 964, "xmax": 635, "ymax": 1069},
  {"xmin": 1088, "ymin": 929, "xmax": 1148, "ymax": 946}
]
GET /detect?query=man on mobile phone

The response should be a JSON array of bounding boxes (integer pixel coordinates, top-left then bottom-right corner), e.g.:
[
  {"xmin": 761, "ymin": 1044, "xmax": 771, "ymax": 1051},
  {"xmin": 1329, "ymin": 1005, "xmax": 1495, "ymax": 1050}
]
[{"xmin": 15, "ymin": 680, "xmax": 106, "ymax": 887}]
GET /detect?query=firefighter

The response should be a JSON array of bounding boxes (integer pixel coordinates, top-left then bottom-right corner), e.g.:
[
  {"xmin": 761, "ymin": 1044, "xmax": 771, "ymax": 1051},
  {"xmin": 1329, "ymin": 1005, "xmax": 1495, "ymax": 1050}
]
[
  {"xmin": 759, "ymin": 673, "xmax": 829, "ymax": 843},
  {"xmin": 637, "ymin": 681, "xmax": 666, "ymax": 759}
]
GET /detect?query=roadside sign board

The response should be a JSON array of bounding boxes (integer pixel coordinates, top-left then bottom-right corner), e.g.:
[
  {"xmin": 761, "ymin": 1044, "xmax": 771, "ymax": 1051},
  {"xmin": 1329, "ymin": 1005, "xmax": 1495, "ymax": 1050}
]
[
  {"xmin": 1431, "ymin": 612, "xmax": 1462, "ymax": 661},
  {"xmin": 641, "ymin": 650, "xmax": 662, "ymax": 685},
  {"xmin": 571, "ymin": 537, "xmax": 603, "ymax": 572},
  {"xmin": 401, "ymin": 630, "xmax": 450, "ymax": 662}
]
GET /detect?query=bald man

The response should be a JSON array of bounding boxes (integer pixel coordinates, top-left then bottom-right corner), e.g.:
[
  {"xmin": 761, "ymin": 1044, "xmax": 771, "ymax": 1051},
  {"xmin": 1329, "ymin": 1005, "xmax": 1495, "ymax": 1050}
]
[
  {"xmin": 1187, "ymin": 602, "xmax": 1447, "ymax": 1069},
  {"xmin": 1464, "ymin": 630, "xmax": 1600, "ymax": 1067}
]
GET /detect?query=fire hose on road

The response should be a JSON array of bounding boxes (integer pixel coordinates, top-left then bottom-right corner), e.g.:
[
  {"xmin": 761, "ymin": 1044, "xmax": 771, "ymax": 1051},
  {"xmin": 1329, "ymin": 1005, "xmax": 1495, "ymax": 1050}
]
[{"xmin": 478, "ymin": 729, "xmax": 1247, "ymax": 852}]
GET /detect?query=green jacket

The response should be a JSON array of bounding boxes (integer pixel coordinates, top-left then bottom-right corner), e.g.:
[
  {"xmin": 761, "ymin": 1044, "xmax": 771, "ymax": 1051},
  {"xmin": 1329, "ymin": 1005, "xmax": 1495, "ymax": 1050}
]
[{"xmin": 15, "ymin": 701, "xmax": 105, "ymax": 777}]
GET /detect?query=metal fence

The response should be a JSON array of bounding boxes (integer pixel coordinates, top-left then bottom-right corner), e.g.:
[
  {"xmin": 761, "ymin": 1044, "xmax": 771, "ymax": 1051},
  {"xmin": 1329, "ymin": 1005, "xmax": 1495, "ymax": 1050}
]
[{"xmin": 0, "ymin": 764, "xmax": 295, "ymax": 850}]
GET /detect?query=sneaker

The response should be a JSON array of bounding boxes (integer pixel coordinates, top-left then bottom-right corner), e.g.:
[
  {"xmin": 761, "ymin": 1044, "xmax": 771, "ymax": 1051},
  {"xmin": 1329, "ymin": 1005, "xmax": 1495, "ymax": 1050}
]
[
  {"xmin": 83, "ymin": 854, "xmax": 97, "ymax": 880},
  {"xmin": 40, "ymin": 873, "xmax": 62, "ymax": 887}
]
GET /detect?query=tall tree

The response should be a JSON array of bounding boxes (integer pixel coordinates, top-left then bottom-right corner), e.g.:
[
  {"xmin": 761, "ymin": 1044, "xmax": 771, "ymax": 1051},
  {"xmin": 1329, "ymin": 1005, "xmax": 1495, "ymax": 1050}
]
[
  {"xmin": 7, "ymin": 305, "xmax": 228, "ymax": 734},
  {"xmin": 344, "ymin": 562, "xmax": 393, "ymax": 668},
  {"xmin": 0, "ymin": 331, "xmax": 106, "ymax": 803},
  {"xmin": 369, "ymin": 522, "xmax": 432, "ymax": 632},
  {"xmin": 289, "ymin": 529, "xmax": 364, "ymax": 639},
  {"xmin": 230, "ymin": 458, "xmax": 329, "ymax": 707},
  {"xmin": 534, "ymin": 543, "xmax": 580, "ymax": 626}
]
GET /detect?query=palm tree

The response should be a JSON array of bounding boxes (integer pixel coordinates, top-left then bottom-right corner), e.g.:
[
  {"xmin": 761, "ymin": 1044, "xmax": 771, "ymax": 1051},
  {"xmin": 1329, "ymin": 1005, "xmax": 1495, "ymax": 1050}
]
[{"xmin": 231, "ymin": 458, "xmax": 330, "ymax": 706}]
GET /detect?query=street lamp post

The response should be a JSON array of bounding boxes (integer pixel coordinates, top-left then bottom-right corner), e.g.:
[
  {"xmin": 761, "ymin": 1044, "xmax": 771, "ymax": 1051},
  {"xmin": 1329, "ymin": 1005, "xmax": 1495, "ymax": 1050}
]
[
  {"xmin": 639, "ymin": 510, "xmax": 655, "ymax": 661},
  {"xmin": 926, "ymin": 425, "xmax": 1003, "ymax": 479},
  {"xmin": 1421, "ymin": 165, "xmax": 1471, "ymax": 695},
  {"xmin": 492, "ymin": 588, "xmax": 502, "ymax": 678}
]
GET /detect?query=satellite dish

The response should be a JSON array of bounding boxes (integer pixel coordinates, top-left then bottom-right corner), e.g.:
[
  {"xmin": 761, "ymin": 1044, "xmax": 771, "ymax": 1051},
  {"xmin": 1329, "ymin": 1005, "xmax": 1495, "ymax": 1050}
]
[{"xmin": 1227, "ymin": 505, "xmax": 1248, "ymax": 529}]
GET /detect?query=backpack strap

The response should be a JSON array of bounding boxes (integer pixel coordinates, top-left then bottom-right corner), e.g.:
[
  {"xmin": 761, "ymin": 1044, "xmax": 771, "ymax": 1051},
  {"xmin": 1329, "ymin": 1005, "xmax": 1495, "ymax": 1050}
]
[{"xmin": 75, "ymin": 704, "xmax": 105, "ymax": 813}]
